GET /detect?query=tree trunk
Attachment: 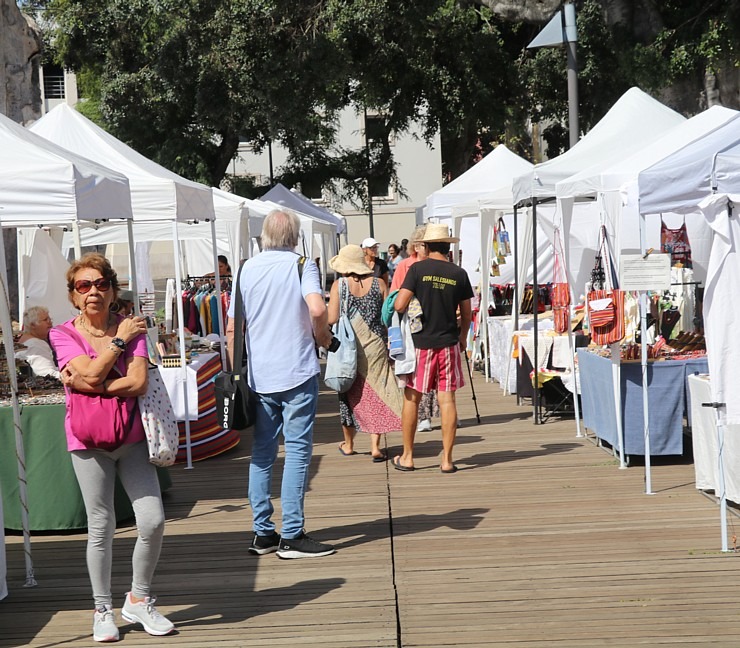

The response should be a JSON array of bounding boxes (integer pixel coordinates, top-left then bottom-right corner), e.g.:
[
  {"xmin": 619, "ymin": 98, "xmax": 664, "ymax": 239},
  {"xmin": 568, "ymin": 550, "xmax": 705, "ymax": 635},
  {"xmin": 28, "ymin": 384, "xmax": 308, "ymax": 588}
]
[
  {"xmin": 440, "ymin": 117, "xmax": 481, "ymax": 183},
  {"xmin": 212, "ymin": 131, "xmax": 242, "ymax": 188}
]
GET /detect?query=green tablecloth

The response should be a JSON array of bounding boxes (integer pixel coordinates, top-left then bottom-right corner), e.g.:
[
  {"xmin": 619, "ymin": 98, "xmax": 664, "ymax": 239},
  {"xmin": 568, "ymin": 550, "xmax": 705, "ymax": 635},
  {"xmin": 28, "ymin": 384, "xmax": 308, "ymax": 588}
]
[{"xmin": 0, "ymin": 403, "xmax": 171, "ymax": 531}]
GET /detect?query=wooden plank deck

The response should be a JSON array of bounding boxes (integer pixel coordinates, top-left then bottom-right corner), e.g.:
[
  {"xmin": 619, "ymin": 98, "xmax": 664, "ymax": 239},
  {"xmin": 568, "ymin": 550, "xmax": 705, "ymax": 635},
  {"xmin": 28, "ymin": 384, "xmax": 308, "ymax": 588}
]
[{"xmin": 3, "ymin": 374, "xmax": 740, "ymax": 647}]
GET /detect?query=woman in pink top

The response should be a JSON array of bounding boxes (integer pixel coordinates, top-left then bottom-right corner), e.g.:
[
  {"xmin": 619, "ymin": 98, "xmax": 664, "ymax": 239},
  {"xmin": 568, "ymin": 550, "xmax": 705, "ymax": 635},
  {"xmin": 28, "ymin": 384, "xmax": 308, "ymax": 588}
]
[{"xmin": 49, "ymin": 253, "xmax": 175, "ymax": 642}]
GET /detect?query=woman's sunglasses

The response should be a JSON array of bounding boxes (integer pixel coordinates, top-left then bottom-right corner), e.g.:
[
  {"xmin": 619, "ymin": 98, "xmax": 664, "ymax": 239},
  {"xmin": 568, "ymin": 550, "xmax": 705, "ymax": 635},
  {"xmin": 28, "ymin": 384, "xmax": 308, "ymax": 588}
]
[{"xmin": 74, "ymin": 278, "xmax": 112, "ymax": 294}]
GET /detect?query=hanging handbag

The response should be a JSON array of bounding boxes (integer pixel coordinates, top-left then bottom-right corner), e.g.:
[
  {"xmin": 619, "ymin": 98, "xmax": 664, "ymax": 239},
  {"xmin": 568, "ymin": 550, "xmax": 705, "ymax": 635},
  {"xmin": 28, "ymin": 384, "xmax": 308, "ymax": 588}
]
[
  {"xmin": 497, "ymin": 217, "xmax": 510, "ymax": 258},
  {"xmin": 138, "ymin": 364, "xmax": 180, "ymax": 466},
  {"xmin": 52, "ymin": 324, "xmax": 132, "ymax": 450},
  {"xmin": 550, "ymin": 227, "xmax": 571, "ymax": 334},
  {"xmin": 324, "ymin": 278, "xmax": 358, "ymax": 393},
  {"xmin": 587, "ymin": 226, "xmax": 625, "ymax": 345},
  {"xmin": 214, "ymin": 259, "xmax": 257, "ymax": 430}
]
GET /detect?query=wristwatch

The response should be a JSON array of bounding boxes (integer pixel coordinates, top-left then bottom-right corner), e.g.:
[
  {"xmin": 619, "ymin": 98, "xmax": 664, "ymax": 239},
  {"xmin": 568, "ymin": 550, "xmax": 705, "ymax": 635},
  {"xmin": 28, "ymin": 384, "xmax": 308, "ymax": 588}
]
[{"xmin": 110, "ymin": 337, "xmax": 126, "ymax": 352}]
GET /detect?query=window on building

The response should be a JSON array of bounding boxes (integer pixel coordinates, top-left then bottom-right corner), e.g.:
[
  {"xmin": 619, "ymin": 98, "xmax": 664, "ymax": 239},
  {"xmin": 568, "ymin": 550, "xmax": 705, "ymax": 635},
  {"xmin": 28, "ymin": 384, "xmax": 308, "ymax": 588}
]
[
  {"xmin": 300, "ymin": 178, "xmax": 325, "ymax": 202},
  {"xmin": 43, "ymin": 65, "xmax": 65, "ymax": 99},
  {"xmin": 368, "ymin": 173, "xmax": 393, "ymax": 200}
]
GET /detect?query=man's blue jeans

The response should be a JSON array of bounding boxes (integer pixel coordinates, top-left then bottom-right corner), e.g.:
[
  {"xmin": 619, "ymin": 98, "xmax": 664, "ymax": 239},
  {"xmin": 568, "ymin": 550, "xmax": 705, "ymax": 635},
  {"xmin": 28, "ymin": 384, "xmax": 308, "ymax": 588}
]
[{"xmin": 248, "ymin": 375, "xmax": 318, "ymax": 540}]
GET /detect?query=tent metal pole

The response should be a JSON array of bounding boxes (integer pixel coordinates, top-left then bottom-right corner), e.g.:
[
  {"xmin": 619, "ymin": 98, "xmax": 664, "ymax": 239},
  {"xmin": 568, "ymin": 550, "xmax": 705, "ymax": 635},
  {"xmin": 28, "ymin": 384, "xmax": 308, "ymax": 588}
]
[
  {"xmin": 0, "ymin": 227, "xmax": 36, "ymax": 587},
  {"xmin": 532, "ymin": 198, "xmax": 541, "ymax": 424},
  {"xmin": 510, "ymin": 207, "xmax": 520, "ymax": 403},
  {"xmin": 479, "ymin": 208, "xmax": 490, "ymax": 383},
  {"xmin": 566, "ymin": 304, "xmax": 583, "ymax": 437},
  {"xmin": 171, "ymin": 221, "xmax": 193, "ymax": 469},
  {"xmin": 210, "ymin": 220, "xmax": 228, "ymax": 371},
  {"xmin": 713, "ymin": 409, "xmax": 729, "ymax": 552},
  {"xmin": 513, "ymin": 206, "xmax": 519, "ymax": 333},
  {"xmin": 126, "ymin": 219, "xmax": 140, "ymax": 315},
  {"xmin": 639, "ymin": 212, "xmax": 654, "ymax": 492}
]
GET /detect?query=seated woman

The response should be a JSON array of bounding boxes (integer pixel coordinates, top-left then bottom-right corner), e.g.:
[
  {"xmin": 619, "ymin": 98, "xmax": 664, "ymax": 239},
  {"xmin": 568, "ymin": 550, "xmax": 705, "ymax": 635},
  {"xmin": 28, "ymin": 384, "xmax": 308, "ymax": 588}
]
[{"xmin": 15, "ymin": 306, "xmax": 61, "ymax": 379}]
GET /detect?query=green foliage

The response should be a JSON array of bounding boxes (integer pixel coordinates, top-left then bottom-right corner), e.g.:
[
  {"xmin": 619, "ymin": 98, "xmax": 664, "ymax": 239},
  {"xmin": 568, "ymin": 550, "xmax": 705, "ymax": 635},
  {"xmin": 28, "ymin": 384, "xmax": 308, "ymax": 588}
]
[{"xmin": 38, "ymin": 0, "xmax": 739, "ymax": 191}]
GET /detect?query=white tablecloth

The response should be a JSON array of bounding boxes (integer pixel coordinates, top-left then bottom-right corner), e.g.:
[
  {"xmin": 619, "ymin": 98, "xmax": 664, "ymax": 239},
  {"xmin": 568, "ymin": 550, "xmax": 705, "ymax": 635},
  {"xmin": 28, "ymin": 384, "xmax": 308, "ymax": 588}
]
[
  {"xmin": 688, "ymin": 374, "xmax": 740, "ymax": 504},
  {"xmin": 159, "ymin": 352, "xmax": 219, "ymax": 421},
  {"xmin": 487, "ymin": 316, "xmax": 517, "ymax": 393}
]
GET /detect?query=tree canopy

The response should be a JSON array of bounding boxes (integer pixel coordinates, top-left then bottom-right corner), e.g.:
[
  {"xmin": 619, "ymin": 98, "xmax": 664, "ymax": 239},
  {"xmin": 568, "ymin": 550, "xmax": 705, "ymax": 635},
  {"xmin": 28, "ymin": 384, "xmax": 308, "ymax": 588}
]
[{"xmin": 38, "ymin": 0, "xmax": 740, "ymax": 197}]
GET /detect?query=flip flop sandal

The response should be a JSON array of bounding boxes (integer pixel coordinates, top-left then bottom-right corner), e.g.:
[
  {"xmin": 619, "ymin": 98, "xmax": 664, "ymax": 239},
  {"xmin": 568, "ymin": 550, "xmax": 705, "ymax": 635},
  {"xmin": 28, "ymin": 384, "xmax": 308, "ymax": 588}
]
[
  {"xmin": 372, "ymin": 450, "xmax": 388, "ymax": 463},
  {"xmin": 338, "ymin": 444, "xmax": 357, "ymax": 456},
  {"xmin": 392, "ymin": 456, "xmax": 415, "ymax": 472}
]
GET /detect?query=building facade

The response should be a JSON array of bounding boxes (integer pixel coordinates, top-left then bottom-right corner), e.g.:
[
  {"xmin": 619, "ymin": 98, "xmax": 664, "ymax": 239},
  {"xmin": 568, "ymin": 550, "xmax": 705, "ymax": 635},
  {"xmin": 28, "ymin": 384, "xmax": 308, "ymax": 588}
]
[{"xmin": 232, "ymin": 105, "xmax": 442, "ymax": 249}]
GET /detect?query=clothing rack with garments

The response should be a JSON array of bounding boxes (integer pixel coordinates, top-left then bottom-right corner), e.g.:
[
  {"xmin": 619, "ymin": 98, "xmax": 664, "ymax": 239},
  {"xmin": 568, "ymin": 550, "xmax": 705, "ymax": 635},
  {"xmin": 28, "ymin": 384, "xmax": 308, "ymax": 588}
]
[{"xmin": 173, "ymin": 277, "xmax": 232, "ymax": 337}]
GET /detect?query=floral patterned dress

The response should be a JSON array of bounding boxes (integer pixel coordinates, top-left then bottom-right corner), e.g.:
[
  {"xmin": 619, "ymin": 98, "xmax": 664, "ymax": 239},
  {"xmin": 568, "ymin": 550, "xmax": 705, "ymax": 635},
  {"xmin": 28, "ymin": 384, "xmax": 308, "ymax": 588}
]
[{"xmin": 338, "ymin": 277, "xmax": 402, "ymax": 434}]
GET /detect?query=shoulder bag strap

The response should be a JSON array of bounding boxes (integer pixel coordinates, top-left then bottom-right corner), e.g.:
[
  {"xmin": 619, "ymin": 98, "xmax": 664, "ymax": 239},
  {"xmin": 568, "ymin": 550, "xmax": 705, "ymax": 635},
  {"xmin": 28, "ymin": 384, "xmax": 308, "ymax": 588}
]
[{"xmin": 232, "ymin": 259, "xmax": 248, "ymax": 371}]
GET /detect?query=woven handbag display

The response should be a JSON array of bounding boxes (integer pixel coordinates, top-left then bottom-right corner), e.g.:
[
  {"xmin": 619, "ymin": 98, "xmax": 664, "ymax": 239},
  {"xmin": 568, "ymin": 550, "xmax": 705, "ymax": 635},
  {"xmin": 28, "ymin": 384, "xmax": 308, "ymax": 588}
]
[
  {"xmin": 587, "ymin": 226, "xmax": 625, "ymax": 346},
  {"xmin": 550, "ymin": 227, "xmax": 571, "ymax": 334}
]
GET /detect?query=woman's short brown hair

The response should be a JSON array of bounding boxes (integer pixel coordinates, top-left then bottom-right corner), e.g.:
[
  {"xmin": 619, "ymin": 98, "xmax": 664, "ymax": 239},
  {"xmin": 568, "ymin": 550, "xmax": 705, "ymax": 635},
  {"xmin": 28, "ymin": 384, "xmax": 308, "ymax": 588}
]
[{"xmin": 66, "ymin": 252, "xmax": 120, "ymax": 305}]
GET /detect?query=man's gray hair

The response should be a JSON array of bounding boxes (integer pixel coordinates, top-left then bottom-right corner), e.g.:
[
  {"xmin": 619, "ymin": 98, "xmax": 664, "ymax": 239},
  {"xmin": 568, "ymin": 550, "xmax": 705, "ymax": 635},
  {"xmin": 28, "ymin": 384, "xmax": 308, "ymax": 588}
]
[
  {"xmin": 23, "ymin": 306, "xmax": 49, "ymax": 332},
  {"xmin": 261, "ymin": 209, "xmax": 301, "ymax": 250}
]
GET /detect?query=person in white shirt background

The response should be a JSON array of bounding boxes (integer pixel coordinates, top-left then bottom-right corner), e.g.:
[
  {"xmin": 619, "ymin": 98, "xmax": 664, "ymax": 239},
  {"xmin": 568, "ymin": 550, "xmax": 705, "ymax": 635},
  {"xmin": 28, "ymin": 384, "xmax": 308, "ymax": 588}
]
[{"xmin": 15, "ymin": 306, "xmax": 61, "ymax": 379}]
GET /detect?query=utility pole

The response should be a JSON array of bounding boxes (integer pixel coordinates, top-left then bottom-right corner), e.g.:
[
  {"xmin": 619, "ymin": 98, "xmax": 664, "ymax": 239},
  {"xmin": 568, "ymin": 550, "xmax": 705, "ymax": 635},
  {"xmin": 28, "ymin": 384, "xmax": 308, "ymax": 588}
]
[
  {"xmin": 363, "ymin": 106, "xmax": 375, "ymax": 238},
  {"xmin": 527, "ymin": 3, "xmax": 580, "ymax": 149}
]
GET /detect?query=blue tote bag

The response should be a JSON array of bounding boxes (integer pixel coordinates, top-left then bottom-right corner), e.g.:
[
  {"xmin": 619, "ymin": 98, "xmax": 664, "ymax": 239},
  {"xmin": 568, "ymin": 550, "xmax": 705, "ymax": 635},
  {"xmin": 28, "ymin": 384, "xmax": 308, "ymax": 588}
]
[{"xmin": 324, "ymin": 278, "xmax": 357, "ymax": 393}]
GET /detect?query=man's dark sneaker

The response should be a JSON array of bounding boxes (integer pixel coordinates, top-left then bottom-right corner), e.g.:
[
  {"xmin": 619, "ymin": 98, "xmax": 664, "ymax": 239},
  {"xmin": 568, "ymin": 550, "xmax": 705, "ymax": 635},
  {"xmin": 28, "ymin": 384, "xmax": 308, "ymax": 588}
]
[
  {"xmin": 276, "ymin": 532, "xmax": 336, "ymax": 559},
  {"xmin": 248, "ymin": 532, "xmax": 281, "ymax": 555}
]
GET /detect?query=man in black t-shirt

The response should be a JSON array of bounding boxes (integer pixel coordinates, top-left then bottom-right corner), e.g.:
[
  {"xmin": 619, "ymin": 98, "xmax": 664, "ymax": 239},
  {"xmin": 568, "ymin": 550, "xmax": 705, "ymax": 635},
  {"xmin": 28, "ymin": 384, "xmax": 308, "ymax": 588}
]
[{"xmin": 394, "ymin": 223, "xmax": 474, "ymax": 474}]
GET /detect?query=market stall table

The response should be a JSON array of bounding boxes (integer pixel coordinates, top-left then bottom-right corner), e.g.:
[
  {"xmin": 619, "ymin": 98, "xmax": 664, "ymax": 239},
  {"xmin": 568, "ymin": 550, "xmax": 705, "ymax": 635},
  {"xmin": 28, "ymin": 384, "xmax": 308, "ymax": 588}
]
[
  {"xmin": 578, "ymin": 349, "xmax": 708, "ymax": 456},
  {"xmin": 0, "ymin": 402, "xmax": 171, "ymax": 531},
  {"xmin": 157, "ymin": 352, "xmax": 240, "ymax": 463},
  {"xmin": 687, "ymin": 373, "xmax": 740, "ymax": 505}
]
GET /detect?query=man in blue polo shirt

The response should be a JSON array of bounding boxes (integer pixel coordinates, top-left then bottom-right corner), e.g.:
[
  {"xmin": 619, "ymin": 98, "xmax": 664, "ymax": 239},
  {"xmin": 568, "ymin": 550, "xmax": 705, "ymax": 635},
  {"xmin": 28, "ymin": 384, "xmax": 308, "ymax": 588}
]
[{"xmin": 227, "ymin": 208, "xmax": 335, "ymax": 559}]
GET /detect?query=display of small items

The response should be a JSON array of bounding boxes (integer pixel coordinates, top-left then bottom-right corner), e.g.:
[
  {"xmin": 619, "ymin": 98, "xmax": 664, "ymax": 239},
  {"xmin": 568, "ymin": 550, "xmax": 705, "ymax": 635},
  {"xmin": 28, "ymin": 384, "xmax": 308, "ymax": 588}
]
[
  {"xmin": 156, "ymin": 332, "xmax": 192, "ymax": 367},
  {"xmin": 0, "ymin": 344, "xmax": 63, "ymax": 400}
]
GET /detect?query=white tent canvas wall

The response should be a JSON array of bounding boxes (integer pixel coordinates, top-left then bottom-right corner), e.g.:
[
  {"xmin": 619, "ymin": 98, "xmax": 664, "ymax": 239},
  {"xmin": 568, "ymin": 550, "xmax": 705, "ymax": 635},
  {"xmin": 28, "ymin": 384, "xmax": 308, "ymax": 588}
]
[
  {"xmin": 30, "ymin": 104, "xmax": 214, "ymax": 222},
  {"xmin": 261, "ymin": 182, "xmax": 346, "ymax": 236},
  {"xmin": 512, "ymin": 87, "xmax": 685, "ymax": 205},
  {"xmin": 637, "ymin": 114, "xmax": 740, "ymax": 549},
  {"xmin": 554, "ymin": 106, "xmax": 739, "ymax": 288}
]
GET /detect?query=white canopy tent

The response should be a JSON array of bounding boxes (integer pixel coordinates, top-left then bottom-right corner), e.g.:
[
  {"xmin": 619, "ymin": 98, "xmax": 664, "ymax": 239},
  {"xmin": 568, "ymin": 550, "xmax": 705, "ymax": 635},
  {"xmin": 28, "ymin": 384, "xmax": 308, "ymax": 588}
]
[
  {"xmin": 638, "ymin": 117, "xmax": 740, "ymax": 549},
  {"xmin": 513, "ymin": 87, "xmax": 685, "ymax": 205},
  {"xmin": 31, "ymin": 103, "xmax": 216, "ymax": 469},
  {"xmin": 511, "ymin": 86, "xmax": 684, "ymax": 431},
  {"xmin": 424, "ymin": 145, "xmax": 557, "ymax": 384},
  {"xmin": 0, "ymin": 110, "xmax": 134, "ymax": 592},
  {"xmin": 261, "ymin": 182, "xmax": 346, "ymax": 238},
  {"xmin": 426, "ymin": 145, "xmax": 534, "ymax": 221},
  {"xmin": 554, "ymin": 104, "xmax": 738, "ymax": 488}
]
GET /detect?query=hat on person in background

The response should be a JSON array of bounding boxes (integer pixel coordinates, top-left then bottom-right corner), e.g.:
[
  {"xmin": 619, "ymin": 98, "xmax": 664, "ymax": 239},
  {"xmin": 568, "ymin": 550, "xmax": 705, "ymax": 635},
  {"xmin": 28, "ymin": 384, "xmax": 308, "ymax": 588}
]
[
  {"xmin": 361, "ymin": 237, "xmax": 379, "ymax": 249},
  {"xmin": 419, "ymin": 223, "xmax": 459, "ymax": 243},
  {"xmin": 119, "ymin": 290, "xmax": 134, "ymax": 302},
  {"xmin": 329, "ymin": 244, "xmax": 373, "ymax": 276}
]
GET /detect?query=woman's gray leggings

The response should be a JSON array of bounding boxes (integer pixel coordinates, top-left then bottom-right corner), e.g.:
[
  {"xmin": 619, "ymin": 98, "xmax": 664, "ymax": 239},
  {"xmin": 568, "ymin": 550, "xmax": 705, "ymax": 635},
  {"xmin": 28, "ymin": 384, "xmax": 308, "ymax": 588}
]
[{"xmin": 71, "ymin": 441, "xmax": 165, "ymax": 608}]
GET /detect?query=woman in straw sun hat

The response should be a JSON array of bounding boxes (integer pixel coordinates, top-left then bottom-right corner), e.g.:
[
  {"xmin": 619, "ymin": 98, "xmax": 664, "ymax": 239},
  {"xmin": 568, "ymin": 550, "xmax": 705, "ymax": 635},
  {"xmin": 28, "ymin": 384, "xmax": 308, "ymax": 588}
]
[{"xmin": 328, "ymin": 244, "xmax": 402, "ymax": 461}]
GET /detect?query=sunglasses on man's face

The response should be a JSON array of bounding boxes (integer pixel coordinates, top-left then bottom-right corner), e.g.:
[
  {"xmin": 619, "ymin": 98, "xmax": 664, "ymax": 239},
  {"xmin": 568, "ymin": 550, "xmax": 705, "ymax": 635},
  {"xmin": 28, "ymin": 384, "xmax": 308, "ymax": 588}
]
[{"xmin": 74, "ymin": 278, "xmax": 112, "ymax": 294}]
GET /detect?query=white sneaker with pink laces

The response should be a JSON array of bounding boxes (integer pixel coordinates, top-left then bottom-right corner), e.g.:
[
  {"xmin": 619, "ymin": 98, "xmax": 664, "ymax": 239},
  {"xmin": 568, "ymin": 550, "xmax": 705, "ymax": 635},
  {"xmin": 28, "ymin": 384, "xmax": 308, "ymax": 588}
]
[{"xmin": 121, "ymin": 592, "xmax": 174, "ymax": 636}]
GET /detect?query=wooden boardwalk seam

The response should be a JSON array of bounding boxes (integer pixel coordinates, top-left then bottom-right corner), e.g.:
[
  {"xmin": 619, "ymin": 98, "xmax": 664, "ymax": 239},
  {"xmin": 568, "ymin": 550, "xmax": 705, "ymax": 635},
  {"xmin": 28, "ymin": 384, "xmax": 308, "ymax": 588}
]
[{"xmin": 2, "ymin": 375, "xmax": 739, "ymax": 647}]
